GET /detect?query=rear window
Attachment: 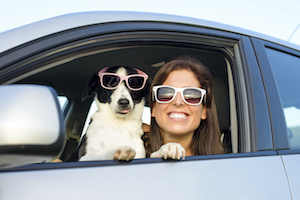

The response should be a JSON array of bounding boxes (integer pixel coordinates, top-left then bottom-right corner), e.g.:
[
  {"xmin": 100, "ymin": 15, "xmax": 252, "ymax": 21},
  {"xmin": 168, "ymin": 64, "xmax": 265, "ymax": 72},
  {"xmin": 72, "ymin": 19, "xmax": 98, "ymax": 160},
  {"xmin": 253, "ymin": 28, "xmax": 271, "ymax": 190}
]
[{"xmin": 266, "ymin": 48, "xmax": 300, "ymax": 149}]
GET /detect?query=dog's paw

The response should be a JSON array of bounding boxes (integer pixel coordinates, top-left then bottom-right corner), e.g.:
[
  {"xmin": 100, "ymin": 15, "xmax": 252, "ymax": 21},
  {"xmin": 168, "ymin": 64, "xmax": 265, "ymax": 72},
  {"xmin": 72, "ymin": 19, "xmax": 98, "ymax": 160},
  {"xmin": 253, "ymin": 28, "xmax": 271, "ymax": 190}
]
[
  {"xmin": 150, "ymin": 143, "xmax": 185, "ymax": 160},
  {"xmin": 113, "ymin": 146, "xmax": 136, "ymax": 161}
]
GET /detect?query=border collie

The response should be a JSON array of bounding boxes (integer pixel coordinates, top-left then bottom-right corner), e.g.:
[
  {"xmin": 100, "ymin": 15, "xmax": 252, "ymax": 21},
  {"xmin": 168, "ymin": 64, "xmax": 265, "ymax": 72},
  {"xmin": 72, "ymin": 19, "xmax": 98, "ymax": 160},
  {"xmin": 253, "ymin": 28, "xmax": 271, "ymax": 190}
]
[{"xmin": 75, "ymin": 66, "xmax": 149, "ymax": 161}]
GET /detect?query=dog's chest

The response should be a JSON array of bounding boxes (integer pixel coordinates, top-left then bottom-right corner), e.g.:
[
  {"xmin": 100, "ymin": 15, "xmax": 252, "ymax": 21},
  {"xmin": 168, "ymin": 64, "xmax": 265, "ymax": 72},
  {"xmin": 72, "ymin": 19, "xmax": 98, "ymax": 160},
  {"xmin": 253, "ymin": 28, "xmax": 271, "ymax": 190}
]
[{"xmin": 85, "ymin": 118, "xmax": 144, "ymax": 149}]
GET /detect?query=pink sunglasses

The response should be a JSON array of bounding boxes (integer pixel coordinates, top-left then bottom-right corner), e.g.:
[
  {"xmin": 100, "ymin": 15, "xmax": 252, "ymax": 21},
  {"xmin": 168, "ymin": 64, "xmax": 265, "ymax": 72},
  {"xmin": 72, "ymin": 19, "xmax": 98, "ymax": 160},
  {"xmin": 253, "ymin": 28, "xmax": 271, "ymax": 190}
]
[{"xmin": 98, "ymin": 67, "xmax": 148, "ymax": 91}]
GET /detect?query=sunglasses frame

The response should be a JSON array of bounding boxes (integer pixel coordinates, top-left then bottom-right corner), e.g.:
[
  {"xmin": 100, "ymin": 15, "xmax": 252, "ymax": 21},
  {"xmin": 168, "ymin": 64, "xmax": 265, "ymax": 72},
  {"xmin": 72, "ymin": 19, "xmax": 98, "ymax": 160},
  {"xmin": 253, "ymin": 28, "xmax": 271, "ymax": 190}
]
[
  {"xmin": 152, "ymin": 85, "xmax": 206, "ymax": 105},
  {"xmin": 98, "ymin": 67, "xmax": 148, "ymax": 91}
]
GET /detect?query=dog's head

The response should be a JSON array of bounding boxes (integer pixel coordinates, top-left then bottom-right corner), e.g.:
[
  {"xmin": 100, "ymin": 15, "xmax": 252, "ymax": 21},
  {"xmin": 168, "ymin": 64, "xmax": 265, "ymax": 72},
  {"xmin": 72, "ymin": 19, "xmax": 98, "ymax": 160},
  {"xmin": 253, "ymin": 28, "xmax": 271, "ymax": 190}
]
[{"xmin": 82, "ymin": 66, "xmax": 150, "ymax": 117}]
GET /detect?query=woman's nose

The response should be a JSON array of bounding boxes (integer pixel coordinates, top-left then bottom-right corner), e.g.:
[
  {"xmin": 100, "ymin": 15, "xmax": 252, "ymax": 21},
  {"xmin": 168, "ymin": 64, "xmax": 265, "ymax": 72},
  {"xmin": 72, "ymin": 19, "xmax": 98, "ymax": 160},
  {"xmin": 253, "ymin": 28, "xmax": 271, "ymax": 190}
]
[{"xmin": 173, "ymin": 92, "xmax": 184, "ymax": 106}]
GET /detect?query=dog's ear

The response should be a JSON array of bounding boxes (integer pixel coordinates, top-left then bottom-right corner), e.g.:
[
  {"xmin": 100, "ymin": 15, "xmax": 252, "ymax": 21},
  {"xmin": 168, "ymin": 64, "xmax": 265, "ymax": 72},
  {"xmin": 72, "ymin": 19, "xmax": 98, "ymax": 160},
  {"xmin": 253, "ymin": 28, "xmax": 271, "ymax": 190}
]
[{"xmin": 81, "ymin": 73, "xmax": 99, "ymax": 101}]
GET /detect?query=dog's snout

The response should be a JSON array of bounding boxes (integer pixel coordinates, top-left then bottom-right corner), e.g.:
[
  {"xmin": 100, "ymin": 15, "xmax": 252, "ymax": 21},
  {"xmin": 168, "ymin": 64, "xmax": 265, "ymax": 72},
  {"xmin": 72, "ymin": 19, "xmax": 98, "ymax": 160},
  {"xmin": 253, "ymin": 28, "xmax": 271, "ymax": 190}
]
[{"xmin": 118, "ymin": 98, "xmax": 130, "ymax": 107}]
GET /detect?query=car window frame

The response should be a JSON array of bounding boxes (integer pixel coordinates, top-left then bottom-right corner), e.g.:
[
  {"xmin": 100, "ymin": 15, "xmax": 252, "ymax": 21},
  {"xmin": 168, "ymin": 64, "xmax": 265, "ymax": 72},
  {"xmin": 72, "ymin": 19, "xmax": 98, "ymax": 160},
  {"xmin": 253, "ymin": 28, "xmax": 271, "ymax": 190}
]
[{"xmin": 237, "ymin": 36, "xmax": 274, "ymax": 152}]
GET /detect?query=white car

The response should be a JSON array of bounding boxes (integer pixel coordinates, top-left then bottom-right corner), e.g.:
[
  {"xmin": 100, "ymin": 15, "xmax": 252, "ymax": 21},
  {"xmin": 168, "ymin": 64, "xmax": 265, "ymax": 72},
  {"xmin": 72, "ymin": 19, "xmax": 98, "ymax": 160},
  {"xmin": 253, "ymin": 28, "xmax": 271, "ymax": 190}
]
[{"xmin": 1, "ymin": 11, "xmax": 300, "ymax": 200}]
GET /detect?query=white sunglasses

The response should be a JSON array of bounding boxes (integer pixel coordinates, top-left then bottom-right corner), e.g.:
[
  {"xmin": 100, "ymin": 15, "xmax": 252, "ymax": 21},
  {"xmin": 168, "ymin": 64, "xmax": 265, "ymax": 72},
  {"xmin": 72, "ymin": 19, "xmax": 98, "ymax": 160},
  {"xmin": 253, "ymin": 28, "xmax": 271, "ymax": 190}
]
[{"xmin": 152, "ymin": 85, "xmax": 206, "ymax": 105}]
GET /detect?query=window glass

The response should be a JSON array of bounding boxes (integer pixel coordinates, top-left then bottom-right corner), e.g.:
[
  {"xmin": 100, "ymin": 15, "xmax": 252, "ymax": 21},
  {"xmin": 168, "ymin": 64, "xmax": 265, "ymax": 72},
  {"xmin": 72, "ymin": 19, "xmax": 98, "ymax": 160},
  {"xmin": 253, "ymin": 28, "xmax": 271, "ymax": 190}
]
[
  {"xmin": 58, "ymin": 96, "xmax": 69, "ymax": 111},
  {"xmin": 266, "ymin": 48, "xmax": 300, "ymax": 149}
]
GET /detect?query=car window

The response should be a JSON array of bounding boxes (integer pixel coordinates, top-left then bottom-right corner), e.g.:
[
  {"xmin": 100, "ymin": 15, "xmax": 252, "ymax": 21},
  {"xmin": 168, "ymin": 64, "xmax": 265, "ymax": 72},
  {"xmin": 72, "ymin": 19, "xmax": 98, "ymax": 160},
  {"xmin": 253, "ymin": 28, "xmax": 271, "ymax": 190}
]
[
  {"xmin": 266, "ymin": 48, "xmax": 300, "ymax": 149},
  {"xmin": 3, "ymin": 23, "xmax": 239, "ymax": 162},
  {"xmin": 58, "ymin": 96, "xmax": 69, "ymax": 111}
]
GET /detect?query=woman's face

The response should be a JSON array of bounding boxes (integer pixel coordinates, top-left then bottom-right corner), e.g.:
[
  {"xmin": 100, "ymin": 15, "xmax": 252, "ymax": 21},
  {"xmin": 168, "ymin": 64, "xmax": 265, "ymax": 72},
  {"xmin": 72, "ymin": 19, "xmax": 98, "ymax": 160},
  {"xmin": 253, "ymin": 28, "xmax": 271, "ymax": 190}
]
[{"xmin": 151, "ymin": 69, "xmax": 207, "ymax": 141}]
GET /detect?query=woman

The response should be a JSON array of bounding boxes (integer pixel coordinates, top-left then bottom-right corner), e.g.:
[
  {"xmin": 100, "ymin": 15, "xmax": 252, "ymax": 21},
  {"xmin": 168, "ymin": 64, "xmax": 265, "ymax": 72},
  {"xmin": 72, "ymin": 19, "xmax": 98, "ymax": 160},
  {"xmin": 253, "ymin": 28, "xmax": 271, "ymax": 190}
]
[{"xmin": 145, "ymin": 56, "xmax": 224, "ymax": 159}]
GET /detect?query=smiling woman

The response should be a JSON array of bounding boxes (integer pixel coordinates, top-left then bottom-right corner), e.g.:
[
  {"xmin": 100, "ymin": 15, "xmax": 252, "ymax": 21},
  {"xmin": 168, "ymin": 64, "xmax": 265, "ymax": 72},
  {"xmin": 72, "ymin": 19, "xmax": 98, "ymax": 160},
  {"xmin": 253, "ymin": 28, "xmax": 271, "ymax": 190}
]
[{"xmin": 147, "ymin": 57, "xmax": 224, "ymax": 159}]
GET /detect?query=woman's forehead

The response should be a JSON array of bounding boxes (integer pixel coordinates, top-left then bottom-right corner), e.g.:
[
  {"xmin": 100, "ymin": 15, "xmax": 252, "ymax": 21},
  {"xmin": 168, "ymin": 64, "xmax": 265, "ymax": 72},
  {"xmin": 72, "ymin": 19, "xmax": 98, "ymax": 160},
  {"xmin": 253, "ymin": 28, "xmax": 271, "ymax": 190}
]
[{"xmin": 163, "ymin": 70, "xmax": 201, "ymax": 87}]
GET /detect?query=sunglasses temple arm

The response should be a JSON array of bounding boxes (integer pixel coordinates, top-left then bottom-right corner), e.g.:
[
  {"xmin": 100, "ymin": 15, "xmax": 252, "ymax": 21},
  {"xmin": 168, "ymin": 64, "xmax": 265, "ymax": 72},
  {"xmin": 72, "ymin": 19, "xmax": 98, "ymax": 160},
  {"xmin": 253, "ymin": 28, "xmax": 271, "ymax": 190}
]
[
  {"xmin": 136, "ymin": 68, "xmax": 148, "ymax": 77},
  {"xmin": 99, "ymin": 67, "xmax": 109, "ymax": 74},
  {"xmin": 152, "ymin": 89, "xmax": 155, "ymax": 101}
]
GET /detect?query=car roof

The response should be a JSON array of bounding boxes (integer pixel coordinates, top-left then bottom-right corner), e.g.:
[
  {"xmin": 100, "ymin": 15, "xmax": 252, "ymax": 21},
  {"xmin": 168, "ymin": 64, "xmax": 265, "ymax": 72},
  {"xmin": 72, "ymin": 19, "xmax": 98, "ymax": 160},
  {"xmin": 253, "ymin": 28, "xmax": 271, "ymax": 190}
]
[{"xmin": 1, "ymin": 11, "xmax": 300, "ymax": 53}]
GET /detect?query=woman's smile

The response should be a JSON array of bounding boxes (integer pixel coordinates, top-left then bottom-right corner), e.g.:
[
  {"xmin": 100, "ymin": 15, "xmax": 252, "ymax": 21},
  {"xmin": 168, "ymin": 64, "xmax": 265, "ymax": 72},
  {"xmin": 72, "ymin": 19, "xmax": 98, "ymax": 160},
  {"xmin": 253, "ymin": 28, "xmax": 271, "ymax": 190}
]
[{"xmin": 168, "ymin": 112, "xmax": 188, "ymax": 121}]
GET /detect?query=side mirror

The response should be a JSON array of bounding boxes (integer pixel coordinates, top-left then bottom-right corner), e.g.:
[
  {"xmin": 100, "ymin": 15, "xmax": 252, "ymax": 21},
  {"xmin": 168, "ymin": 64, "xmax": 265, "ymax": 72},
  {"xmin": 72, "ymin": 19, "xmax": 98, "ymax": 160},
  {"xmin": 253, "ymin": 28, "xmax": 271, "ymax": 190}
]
[{"xmin": 0, "ymin": 84, "xmax": 65, "ymax": 169}]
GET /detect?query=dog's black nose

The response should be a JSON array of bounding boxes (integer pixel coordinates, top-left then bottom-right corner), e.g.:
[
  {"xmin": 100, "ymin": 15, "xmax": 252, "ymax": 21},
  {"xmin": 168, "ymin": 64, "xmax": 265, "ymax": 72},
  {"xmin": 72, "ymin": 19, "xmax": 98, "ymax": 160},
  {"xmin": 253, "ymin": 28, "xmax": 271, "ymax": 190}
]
[{"xmin": 118, "ymin": 99, "xmax": 130, "ymax": 107}]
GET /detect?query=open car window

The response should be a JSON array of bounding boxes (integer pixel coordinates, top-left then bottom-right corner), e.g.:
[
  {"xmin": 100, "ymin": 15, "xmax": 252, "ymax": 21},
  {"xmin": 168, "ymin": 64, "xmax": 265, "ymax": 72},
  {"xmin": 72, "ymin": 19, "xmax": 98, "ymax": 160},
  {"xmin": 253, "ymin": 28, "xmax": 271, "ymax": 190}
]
[
  {"xmin": 0, "ymin": 21, "xmax": 249, "ymax": 164},
  {"xmin": 19, "ymin": 45, "xmax": 237, "ymax": 161}
]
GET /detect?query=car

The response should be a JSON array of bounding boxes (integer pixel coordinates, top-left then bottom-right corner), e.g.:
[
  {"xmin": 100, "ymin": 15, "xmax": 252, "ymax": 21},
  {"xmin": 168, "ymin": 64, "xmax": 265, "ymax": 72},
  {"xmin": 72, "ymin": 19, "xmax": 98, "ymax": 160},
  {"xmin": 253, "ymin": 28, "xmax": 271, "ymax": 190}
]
[{"xmin": 1, "ymin": 11, "xmax": 300, "ymax": 200}]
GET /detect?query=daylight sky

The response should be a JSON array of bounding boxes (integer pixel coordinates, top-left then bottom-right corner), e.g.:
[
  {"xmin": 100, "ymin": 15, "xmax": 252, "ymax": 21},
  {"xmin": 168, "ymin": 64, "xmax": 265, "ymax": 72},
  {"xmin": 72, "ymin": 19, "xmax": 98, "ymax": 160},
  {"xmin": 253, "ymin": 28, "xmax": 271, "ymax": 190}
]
[{"xmin": 1, "ymin": 0, "xmax": 300, "ymax": 45}]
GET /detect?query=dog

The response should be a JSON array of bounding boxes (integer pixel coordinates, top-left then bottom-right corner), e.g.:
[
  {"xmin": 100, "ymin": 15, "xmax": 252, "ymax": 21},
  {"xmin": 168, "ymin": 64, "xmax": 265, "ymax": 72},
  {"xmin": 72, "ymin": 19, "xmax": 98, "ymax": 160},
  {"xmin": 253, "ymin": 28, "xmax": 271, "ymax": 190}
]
[{"xmin": 74, "ymin": 66, "xmax": 150, "ymax": 161}]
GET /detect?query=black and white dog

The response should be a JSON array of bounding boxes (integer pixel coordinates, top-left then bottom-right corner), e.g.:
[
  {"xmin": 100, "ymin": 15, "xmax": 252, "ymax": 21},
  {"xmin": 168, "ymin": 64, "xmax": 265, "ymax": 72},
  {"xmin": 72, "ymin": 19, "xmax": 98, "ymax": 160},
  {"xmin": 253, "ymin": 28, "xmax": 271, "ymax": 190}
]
[{"xmin": 74, "ymin": 66, "xmax": 150, "ymax": 161}]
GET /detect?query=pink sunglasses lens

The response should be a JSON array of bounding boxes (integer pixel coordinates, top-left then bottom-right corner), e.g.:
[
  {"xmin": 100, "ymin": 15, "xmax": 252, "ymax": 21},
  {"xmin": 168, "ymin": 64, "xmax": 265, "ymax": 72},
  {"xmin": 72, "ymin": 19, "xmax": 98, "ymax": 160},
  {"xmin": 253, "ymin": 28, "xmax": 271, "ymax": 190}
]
[
  {"xmin": 128, "ymin": 76, "xmax": 145, "ymax": 89},
  {"xmin": 103, "ymin": 75, "xmax": 120, "ymax": 88}
]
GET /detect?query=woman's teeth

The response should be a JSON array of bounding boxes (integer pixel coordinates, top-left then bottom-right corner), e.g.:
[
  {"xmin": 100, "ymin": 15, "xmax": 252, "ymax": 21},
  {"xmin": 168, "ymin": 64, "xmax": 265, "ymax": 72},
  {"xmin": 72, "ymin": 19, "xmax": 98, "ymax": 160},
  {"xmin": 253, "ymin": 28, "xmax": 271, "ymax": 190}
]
[{"xmin": 169, "ymin": 113, "xmax": 187, "ymax": 119}]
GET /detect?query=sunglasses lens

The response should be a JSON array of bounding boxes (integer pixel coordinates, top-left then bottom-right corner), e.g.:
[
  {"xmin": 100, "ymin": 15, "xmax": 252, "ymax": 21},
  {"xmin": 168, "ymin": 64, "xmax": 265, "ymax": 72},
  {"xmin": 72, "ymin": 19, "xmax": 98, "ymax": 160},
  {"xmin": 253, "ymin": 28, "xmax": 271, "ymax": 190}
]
[
  {"xmin": 183, "ymin": 88, "xmax": 202, "ymax": 104},
  {"xmin": 103, "ymin": 75, "xmax": 120, "ymax": 88},
  {"xmin": 128, "ymin": 76, "xmax": 145, "ymax": 89},
  {"xmin": 157, "ymin": 87, "xmax": 175, "ymax": 102}
]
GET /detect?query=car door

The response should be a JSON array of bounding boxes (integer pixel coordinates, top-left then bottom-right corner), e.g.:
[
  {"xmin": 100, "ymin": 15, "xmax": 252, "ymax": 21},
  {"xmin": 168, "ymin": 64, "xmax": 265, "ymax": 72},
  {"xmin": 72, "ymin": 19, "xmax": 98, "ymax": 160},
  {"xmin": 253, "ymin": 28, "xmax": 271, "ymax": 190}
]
[
  {"xmin": 0, "ymin": 154, "xmax": 291, "ymax": 200},
  {"xmin": 0, "ymin": 12, "xmax": 294, "ymax": 199}
]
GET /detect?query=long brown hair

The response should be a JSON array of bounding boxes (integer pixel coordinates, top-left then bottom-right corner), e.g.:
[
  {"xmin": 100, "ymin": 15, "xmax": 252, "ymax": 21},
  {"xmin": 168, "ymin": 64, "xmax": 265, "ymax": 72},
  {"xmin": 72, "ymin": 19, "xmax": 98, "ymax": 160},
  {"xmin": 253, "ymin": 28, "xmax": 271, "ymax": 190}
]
[{"xmin": 147, "ymin": 56, "xmax": 224, "ymax": 156}]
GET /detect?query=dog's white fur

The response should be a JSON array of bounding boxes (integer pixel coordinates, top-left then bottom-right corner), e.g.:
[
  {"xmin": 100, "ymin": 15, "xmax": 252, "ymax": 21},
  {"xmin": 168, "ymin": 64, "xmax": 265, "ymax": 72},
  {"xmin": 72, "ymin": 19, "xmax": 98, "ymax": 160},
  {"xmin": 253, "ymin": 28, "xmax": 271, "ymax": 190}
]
[{"xmin": 79, "ymin": 67, "xmax": 146, "ymax": 161}]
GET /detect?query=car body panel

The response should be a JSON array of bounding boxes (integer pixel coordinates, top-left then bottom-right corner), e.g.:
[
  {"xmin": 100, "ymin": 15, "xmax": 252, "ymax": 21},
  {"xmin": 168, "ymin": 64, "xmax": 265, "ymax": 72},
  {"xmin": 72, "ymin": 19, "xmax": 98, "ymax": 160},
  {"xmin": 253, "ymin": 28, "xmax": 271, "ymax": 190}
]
[
  {"xmin": 0, "ymin": 155, "xmax": 291, "ymax": 200},
  {"xmin": 281, "ymin": 154, "xmax": 300, "ymax": 199}
]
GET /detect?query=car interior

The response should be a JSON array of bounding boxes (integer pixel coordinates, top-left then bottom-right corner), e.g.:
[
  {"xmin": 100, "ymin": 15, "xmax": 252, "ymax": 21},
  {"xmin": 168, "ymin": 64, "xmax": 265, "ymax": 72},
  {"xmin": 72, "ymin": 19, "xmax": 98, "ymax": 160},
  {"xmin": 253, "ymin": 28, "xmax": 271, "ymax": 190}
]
[{"xmin": 16, "ymin": 43, "xmax": 238, "ymax": 161}]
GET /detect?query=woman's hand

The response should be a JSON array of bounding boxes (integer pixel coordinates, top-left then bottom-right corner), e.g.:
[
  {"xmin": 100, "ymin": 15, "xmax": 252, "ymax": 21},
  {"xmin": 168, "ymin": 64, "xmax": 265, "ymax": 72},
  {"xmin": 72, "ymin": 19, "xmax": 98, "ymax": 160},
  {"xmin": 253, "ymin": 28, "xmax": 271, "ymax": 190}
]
[{"xmin": 150, "ymin": 142, "xmax": 185, "ymax": 160}]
